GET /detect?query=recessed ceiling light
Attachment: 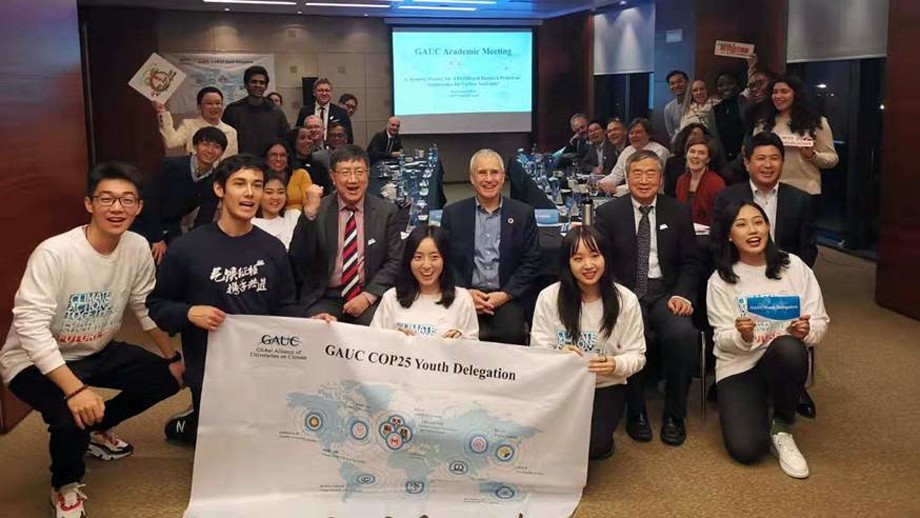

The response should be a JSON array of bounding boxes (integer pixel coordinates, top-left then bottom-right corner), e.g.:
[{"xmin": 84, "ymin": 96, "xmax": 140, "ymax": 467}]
[
  {"xmin": 204, "ymin": 0, "xmax": 297, "ymax": 5},
  {"xmin": 619, "ymin": 1, "xmax": 627, "ymax": 5},
  {"xmin": 304, "ymin": 2, "xmax": 391, "ymax": 7},
  {"xmin": 297, "ymin": 9, "xmax": 302, "ymax": 13},
  {"xmin": 224, "ymin": 7, "xmax": 230, "ymax": 10},
  {"xmin": 816, "ymin": 83, "xmax": 828, "ymax": 89},
  {"xmin": 398, "ymin": 5, "xmax": 476, "ymax": 11}
]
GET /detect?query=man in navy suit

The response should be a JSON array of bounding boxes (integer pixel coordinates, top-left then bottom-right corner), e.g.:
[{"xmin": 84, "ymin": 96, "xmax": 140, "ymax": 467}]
[
  {"xmin": 295, "ymin": 78, "xmax": 354, "ymax": 144},
  {"xmin": 441, "ymin": 149, "xmax": 542, "ymax": 345},
  {"xmin": 595, "ymin": 149, "xmax": 701, "ymax": 446},
  {"xmin": 713, "ymin": 132, "xmax": 817, "ymax": 267}
]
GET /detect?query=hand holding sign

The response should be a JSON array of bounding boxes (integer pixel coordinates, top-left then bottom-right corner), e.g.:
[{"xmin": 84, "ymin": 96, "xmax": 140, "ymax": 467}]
[{"xmin": 788, "ymin": 314, "xmax": 811, "ymax": 340}]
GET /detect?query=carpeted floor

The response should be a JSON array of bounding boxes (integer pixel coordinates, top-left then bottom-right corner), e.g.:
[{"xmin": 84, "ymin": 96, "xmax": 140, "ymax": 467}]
[{"xmin": 2, "ymin": 187, "xmax": 919, "ymax": 516}]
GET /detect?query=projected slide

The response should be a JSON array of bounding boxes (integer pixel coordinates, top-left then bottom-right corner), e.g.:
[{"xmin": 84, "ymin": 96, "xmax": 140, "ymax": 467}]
[{"xmin": 392, "ymin": 29, "xmax": 533, "ymax": 134}]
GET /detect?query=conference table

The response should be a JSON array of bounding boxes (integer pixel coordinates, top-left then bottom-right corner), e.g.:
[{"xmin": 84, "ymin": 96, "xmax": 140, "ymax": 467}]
[{"xmin": 370, "ymin": 157, "xmax": 447, "ymax": 210}]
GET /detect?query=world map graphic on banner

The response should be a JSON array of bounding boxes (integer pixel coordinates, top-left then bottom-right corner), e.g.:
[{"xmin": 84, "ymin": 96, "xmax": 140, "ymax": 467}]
[
  {"xmin": 285, "ymin": 380, "xmax": 538, "ymax": 502},
  {"xmin": 162, "ymin": 53, "xmax": 276, "ymax": 115}
]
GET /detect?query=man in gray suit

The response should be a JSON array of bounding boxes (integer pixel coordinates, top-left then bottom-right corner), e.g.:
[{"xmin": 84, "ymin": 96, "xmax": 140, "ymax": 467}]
[{"xmin": 289, "ymin": 145, "xmax": 403, "ymax": 325}]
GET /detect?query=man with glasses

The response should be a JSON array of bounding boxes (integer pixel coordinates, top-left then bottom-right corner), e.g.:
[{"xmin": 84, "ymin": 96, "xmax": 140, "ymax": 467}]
[
  {"xmin": 134, "ymin": 126, "xmax": 226, "ymax": 265},
  {"xmin": 222, "ymin": 65, "xmax": 289, "ymax": 155},
  {"xmin": 290, "ymin": 145, "xmax": 402, "ymax": 325},
  {"xmin": 440, "ymin": 149, "xmax": 541, "ymax": 345},
  {"xmin": 296, "ymin": 78, "xmax": 354, "ymax": 144},
  {"xmin": 2, "ymin": 162, "xmax": 182, "ymax": 518}
]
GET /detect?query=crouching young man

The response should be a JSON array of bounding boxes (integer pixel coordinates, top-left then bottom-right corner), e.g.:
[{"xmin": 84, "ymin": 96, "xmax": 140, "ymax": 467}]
[{"xmin": 0, "ymin": 162, "xmax": 184, "ymax": 518}]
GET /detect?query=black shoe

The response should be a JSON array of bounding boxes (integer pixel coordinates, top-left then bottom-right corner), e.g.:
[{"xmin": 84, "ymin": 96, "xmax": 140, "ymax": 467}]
[
  {"xmin": 707, "ymin": 381, "xmax": 718, "ymax": 403},
  {"xmin": 589, "ymin": 437, "xmax": 616, "ymax": 461},
  {"xmin": 796, "ymin": 389, "xmax": 816, "ymax": 419},
  {"xmin": 164, "ymin": 407, "xmax": 197, "ymax": 445},
  {"xmin": 660, "ymin": 415, "xmax": 686, "ymax": 446},
  {"xmin": 626, "ymin": 411, "xmax": 653, "ymax": 443}
]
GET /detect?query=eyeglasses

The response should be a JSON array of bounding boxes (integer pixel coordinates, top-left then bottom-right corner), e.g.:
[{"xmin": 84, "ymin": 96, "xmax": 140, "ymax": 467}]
[
  {"xmin": 93, "ymin": 194, "xmax": 139, "ymax": 208},
  {"xmin": 336, "ymin": 169, "xmax": 367, "ymax": 179}
]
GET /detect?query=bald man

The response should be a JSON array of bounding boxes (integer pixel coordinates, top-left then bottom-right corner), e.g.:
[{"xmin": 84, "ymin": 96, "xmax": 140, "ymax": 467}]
[{"xmin": 367, "ymin": 116, "xmax": 403, "ymax": 165}]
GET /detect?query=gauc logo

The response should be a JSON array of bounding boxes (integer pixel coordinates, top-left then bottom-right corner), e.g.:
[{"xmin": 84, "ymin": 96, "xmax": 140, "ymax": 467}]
[{"xmin": 260, "ymin": 334, "xmax": 302, "ymax": 347}]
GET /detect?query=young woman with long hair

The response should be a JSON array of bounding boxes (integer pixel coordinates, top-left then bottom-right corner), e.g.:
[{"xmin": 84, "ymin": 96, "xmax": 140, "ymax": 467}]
[
  {"xmin": 252, "ymin": 170, "xmax": 301, "ymax": 250},
  {"xmin": 530, "ymin": 226, "xmax": 646, "ymax": 460}
]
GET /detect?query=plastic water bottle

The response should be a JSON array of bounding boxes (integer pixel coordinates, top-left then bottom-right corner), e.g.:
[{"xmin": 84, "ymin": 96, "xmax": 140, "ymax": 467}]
[{"xmin": 416, "ymin": 199, "xmax": 429, "ymax": 225}]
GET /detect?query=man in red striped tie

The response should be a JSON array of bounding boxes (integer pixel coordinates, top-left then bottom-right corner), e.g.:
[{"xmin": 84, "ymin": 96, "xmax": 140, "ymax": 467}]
[{"xmin": 290, "ymin": 145, "xmax": 403, "ymax": 325}]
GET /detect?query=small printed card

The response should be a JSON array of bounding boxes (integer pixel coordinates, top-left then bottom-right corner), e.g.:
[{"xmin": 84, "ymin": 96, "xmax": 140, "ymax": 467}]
[
  {"xmin": 714, "ymin": 40, "xmax": 755, "ymax": 59},
  {"xmin": 128, "ymin": 52, "xmax": 186, "ymax": 102},
  {"xmin": 738, "ymin": 294, "xmax": 801, "ymax": 345},
  {"xmin": 779, "ymin": 134, "xmax": 815, "ymax": 148}
]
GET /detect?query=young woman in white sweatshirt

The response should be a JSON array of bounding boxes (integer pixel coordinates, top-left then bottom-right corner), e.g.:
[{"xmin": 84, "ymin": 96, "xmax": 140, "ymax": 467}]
[
  {"xmin": 531, "ymin": 226, "xmax": 646, "ymax": 460},
  {"xmin": 707, "ymin": 200, "xmax": 829, "ymax": 479},
  {"xmin": 252, "ymin": 170, "xmax": 301, "ymax": 250},
  {"xmin": 371, "ymin": 225, "xmax": 478, "ymax": 340}
]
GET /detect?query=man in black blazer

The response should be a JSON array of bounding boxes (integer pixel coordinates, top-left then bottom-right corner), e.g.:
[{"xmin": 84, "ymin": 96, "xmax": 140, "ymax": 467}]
[
  {"xmin": 441, "ymin": 149, "xmax": 542, "ymax": 345},
  {"xmin": 582, "ymin": 120, "xmax": 619, "ymax": 176},
  {"xmin": 295, "ymin": 78, "xmax": 354, "ymax": 144},
  {"xmin": 134, "ymin": 126, "xmax": 225, "ymax": 265},
  {"xmin": 714, "ymin": 131, "xmax": 817, "ymax": 267},
  {"xmin": 595, "ymin": 149, "xmax": 701, "ymax": 446},
  {"xmin": 289, "ymin": 145, "xmax": 402, "ymax": 325},
  {"xmin": 367, "ymin": 116, "xmax": 403, "ymax": 165},
  {"xmin": 712, "ymin": 131, "xmax": 819, "ymax": 418}
]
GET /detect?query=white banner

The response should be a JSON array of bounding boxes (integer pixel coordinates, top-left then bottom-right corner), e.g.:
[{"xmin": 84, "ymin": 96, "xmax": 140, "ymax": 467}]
[
  {"xmin": 185, "ymin": 315, "xmax": 594, "ymax": 518},
  {"xmin": 162, "ymin": 53, "xmax": 276, "ymax": 116}
]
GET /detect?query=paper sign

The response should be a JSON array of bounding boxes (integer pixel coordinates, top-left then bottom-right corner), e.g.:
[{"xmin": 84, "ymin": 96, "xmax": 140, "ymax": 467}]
[
  {"xmin": 738, "ymin": 294, "xmax": 801, "ymax": 346},
  {"xmin": 128, "ymin": 53, "xmax": 186, "ymax": 102},
  {"xmin": 714, "ymin": 40, "xmax": 755, "ymax": 58},
  {"xmin": 779, "ymin": 134, "xmax": 815, "ymax": 148}
]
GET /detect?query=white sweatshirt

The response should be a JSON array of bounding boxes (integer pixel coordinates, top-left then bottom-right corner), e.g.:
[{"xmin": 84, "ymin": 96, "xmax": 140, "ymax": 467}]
[
  {"xmin": 530, "ymin": 282, "xmax": 646, "ymax": 388},
  {"xmin": 707, "ymin": 253, "xmax": 829, "ymax": 382},
  {"xmin": 371, "ymin": 287, "xmax": 479, "ymax": 340},
  {"xmin": 0, "ymin": 227, "xmax": 158, "ymax": 385},
  {"xmin": 157, "ymin": 111, "xmax": 240, "ymax": 159},
  {"xmin": 253, "ymin": 209, "xmax": 301, "ymax": 251}
]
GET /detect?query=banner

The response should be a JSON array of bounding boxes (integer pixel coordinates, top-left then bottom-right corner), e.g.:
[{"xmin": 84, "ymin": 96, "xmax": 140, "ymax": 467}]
[
  {"xmin": 162, "ymin": 53, "xmax": 276, "ymax": 116},
  {"xmin": 185, "ymin": 315, "xmax": 595, "ymax": 518},
  {"xmin": 738, "ymin": 294, "xmax": 801, "ymax": 346}
]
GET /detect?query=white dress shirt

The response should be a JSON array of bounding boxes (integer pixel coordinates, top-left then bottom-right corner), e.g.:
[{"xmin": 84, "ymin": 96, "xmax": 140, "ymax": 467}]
[
  {"xmin": 314, "ymin": 102, "xmax": 330, "ymax": 137},
  {"xmin": 631, "ymin": 195, "xmax": 663, "ymax": 279},
  {"xmin": 750, "ymin": 180, "xmax": 779, "ymax": 240}
]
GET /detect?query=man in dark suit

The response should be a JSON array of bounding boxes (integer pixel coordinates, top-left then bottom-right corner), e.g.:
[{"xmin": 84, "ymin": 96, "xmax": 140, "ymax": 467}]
[
  {"xmin": 367, "ymin": 116, "xmax": 403, "ymax": 165},
  {"xmin": 135, "ymin": 126, "xmax": 225, "ymax": 265},
  {"xmin": 441, "ymin": 149, "xmax": 542, "ymax": 345},
  {"xmin": 595, "ymin": 149, "xmax": 701, "ymax": 446},
  {"xmin": 563, "ymin": 113, "xmax": 590, "ymax": 159},
  {"xmin": 295, "ymin": 78, "xmax": 353, "ymax": 144},
  {"xmin": 582, "ymin": 120, "xmax": 619, "ymax": 176},
  {"xmin": 713, "ymin": 131, "xmax": 819, "ymax": 418},
  {"xmin": 714, "ymin": 132, "xmax": 817, "ymax": 267},
  {"xmin": 289, "ymin": 145, "xmax": 402, "ymax": 325}
]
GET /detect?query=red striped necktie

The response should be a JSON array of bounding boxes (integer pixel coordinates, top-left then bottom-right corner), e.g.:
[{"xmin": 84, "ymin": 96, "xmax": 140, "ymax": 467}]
[{"xmin": 341, "ymin": 206, "xmax": 362, "ymax": 301}]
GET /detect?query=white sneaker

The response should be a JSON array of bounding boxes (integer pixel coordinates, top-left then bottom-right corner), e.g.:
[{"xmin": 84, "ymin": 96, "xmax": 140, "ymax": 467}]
[
  {"xmin": 771, "ymin": 431, "xmax": 810, "ymax": 479},
  {"xmin": 51, "ymin": 483, "xmax": 87, "ymax": 518},
  {"xmin": 87, "ymin": 429, "xmax": 133, "ymax": 461}
]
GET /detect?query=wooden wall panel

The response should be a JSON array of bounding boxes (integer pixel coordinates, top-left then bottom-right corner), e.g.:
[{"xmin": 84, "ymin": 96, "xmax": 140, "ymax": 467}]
[
  {"xmin": 536, "ymin": 11, "xmax": 593, "ymax": 151},
  {"xmin": 876, "ymin": 0, "xmax": 920, "ymax": 319},
  {"xmin": 0, "ymin": 0, "xmax": 88, "ymax": 431}
]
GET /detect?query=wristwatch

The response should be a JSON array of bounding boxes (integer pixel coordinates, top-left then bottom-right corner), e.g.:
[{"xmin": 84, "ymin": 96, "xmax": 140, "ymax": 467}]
[{"xmin": 167, "ymin": 351, "xmax": 183, "ymax": 364}]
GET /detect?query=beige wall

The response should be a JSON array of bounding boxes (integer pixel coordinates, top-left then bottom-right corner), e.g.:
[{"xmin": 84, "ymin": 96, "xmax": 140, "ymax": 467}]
[{"xmin": 157, "ymin": 10, "xmax": 391, "ymax": 148}]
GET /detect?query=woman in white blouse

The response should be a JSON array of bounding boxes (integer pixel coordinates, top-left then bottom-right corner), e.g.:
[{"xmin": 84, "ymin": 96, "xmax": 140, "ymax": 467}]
[
  {"xmin": 153, "ymin": 86, "xmax": 239, "ymax": 158},
  {"xmin": 599, "ymin": 118, "xmax": 671, "ymax": 191},
  {"xmin": 371, "ymin": 225, "xmax": 478, "ymax": 340},
  {"xmin": 252, "ymin": 170, "xmax": 301, "ymax": 250},
  {"xmin": 707, "ymin": 200, "xmax": 829, "ymax": 479},
  {"xmin": 531, "ymin": 226, "xmax": 646, "ymax": 460}
]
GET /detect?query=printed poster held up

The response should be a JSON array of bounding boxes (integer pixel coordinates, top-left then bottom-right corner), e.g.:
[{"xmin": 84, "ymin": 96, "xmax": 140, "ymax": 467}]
[
  {"xmin": 714, "ymin": 40, "xmax": 755, "ymax": 59},
  {"xmin": 128, "ymin": 52, "xmax": 187, "ymax": 102}
]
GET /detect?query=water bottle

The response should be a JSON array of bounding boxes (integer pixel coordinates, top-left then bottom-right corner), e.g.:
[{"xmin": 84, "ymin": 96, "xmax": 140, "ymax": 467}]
[
  {"xmin": 582, "ymin": 198, "xmax": 594, "ymax": 226},
  {"xmin": 416, "ymin": 199, "xmax": 429, "ymax": 225}
]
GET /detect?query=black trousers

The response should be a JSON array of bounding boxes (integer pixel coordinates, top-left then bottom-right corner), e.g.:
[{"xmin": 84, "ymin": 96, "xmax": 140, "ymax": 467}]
[
  {"xmin": 8, "ymin": 343, "xmax": 180, "ymax": 488},
  {"xmin": 306, "ymin": 288, "xmax": 380, "ymax": 327},
  {"xmin": 589, "ymin": 385, "xmax": 627, "ymax": 459},
  {"xmin": 717, "ymin": 336, "xmax": 808, "ymax": 464},
  {"xmin": 478, "ymin": 299, "xmax": 528, "ymax": 345},
  {"xmin": 627, "ymin": 279, "xmax": 699, "ymax": 419}
]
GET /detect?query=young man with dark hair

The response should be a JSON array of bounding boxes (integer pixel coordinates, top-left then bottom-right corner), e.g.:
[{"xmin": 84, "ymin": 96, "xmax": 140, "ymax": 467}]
[
  {"xmin": 1, "ymin": 162, "xmax": 183, "ymax": 518},
  {"xmin": 154, "ymin": 85, "xmax": 239, "ymax": 158},
  {"xmin": 136, "ymin": 126, "xmax": 227, "ymax": 265},
  {"xmin": 222, "ymin": 66, "xmax": 289, "ymax": 155},
  {"xmin": 147, "ymin": 154, "xmax": 306, "ymax": 444},
  {"xmin": 664, "ymin": 70, "xmax": 689, "ymax": 141},
  {"xmin": 338, "ymin": 92, "xmax": 358, "ymax": 118}
]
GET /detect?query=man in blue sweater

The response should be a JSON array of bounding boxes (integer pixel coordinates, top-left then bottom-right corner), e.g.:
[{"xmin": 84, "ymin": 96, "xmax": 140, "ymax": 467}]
[{"xmin": 146, "ymin": 154, "xmax": 309, "ymax": 444}]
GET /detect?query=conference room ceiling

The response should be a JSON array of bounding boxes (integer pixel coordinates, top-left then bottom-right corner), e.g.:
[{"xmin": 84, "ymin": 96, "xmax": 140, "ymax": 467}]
[{"xmin": 79, "ymin": 0, "xmax": 639, "ymax": 20}]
